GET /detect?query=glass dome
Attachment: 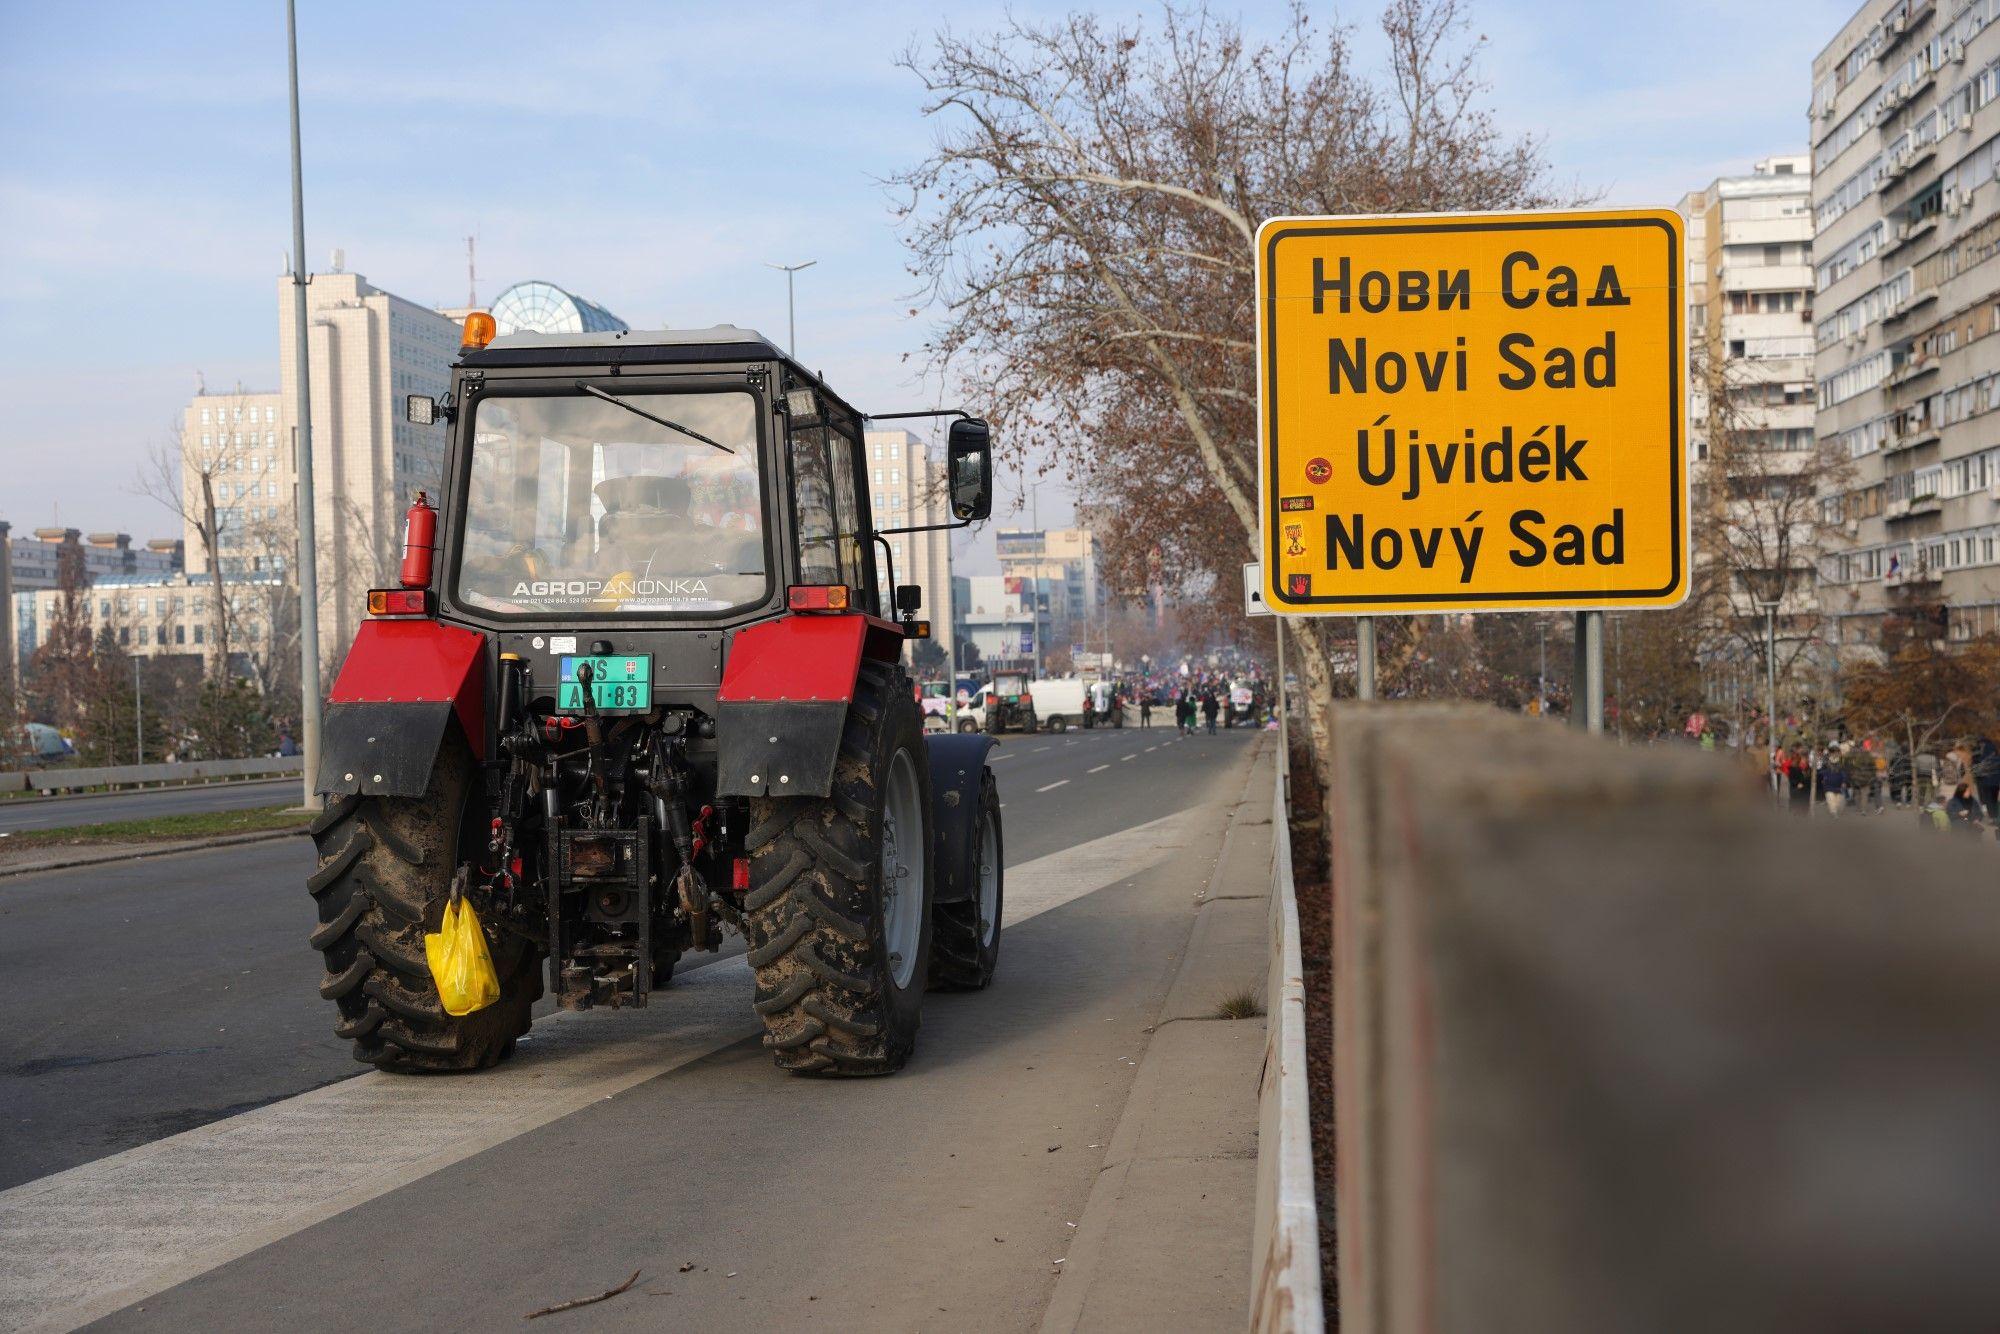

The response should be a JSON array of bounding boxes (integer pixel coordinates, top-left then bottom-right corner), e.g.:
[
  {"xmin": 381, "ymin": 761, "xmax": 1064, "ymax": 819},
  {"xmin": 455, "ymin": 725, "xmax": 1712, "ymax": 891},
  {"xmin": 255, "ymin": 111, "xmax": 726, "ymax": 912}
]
[{"xmin": 489, "ymin": 281, "xmax": 629, "ymax": 336}]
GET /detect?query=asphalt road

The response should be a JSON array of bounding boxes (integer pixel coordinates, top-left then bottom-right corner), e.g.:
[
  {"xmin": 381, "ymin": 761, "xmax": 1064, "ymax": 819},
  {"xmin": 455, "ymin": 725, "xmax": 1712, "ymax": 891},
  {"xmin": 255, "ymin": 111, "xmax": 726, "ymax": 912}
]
[
  {"xmin": 0, "ymin": 724, "xmax": 1261, "ymax": 1330},
  {"xmin": 0, "ymin": 778, "xmax": 303, "ymax": 835}
]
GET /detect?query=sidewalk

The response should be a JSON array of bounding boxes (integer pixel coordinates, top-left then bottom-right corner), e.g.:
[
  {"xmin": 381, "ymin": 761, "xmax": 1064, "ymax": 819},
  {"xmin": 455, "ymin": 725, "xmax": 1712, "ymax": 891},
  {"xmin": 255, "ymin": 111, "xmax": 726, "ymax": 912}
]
[{"xmin": 1041, "ymin": 734, "xmax": 1278, "ymax": 1332}]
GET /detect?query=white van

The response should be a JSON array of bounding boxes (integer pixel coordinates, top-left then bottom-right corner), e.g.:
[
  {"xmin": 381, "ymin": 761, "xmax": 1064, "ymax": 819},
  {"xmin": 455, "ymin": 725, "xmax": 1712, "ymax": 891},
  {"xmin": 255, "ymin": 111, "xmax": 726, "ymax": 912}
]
[{"xmin": 1030, "ymin": 677, "xmax": 1087, "ymax": 731}]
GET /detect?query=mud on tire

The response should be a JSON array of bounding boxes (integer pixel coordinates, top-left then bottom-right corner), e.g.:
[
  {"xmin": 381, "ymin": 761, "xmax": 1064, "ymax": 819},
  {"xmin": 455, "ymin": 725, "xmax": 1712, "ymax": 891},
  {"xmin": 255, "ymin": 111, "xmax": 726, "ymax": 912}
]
[
  {"xmin": 744, "ymin": 661, "xmax": 934, "ymax": 1075},
  {"xmin": 307, "ymin": 732, "xmax": 541, "ymax": 1072}
]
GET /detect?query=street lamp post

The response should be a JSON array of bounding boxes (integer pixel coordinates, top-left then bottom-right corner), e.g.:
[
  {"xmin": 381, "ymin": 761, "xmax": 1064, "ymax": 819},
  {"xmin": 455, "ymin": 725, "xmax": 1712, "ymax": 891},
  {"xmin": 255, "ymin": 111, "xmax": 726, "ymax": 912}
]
[
  {"xmin": 1752, "ymin": 568, "xmax": 1787, "ymax": 806},
  {"xmin": 765, "ymin": 260, "xmax": 816, "ymax": 356},
  {"xmin": 286, "ymin": 0, "xmax": 324, "ymax": 811}
]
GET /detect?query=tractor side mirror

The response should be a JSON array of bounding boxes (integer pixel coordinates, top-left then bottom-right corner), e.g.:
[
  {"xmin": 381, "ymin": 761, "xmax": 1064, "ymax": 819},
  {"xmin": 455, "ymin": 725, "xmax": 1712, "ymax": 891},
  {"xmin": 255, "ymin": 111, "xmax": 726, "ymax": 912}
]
[
  {"xmin": 947, "ymin": 417, "xmax": 993, "ymax": 521},
  {"xmin": 895, "ymin": 583, "xmax": 923, "ymax": 615},
  {"xmin": 405, "ymin": 394, "xmax": 437, "ymax": 426}
]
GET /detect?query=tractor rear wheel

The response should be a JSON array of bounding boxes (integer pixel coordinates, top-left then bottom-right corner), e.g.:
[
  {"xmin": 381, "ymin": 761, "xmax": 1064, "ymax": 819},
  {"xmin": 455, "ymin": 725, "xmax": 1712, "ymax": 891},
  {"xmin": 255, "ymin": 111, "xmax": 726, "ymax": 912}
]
[
  {"xmin": 744, "ymin": 661, "xmax": 935, "ymax": 1075},
  {"xmin": 928, "ymin": 768, "xmax": 1002, "ymax": 991},
  {"xmin": 307, "ymin": 732, "xmax": 541, "ymax": 1072}
]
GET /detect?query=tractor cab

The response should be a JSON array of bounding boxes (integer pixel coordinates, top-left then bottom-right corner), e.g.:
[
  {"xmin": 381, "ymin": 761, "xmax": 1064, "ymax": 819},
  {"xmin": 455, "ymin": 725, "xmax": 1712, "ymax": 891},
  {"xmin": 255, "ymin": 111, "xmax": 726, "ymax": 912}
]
[{"xmin": 305, "ymin": 319, "xmax": 1005, "ymax": 1075}]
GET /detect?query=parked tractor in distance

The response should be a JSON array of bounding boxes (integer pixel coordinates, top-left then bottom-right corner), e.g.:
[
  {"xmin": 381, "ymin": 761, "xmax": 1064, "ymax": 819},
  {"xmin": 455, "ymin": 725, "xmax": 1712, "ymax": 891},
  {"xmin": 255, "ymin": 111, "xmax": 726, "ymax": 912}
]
[
  {"xmin": 982, "ymin": 672, "xmax": 1037, "ymax": 733},
  {"xmin": 307, "ymin": 320, "xmax": 1004, "ymax": 1076}
]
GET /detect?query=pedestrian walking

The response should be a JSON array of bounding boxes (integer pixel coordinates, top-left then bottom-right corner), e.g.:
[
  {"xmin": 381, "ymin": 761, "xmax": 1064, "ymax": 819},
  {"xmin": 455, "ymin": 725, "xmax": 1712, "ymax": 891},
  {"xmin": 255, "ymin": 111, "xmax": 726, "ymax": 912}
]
[
  {"xmin": 1972, "ymin": 735, "xmax": 2000, "ymax": 825},
  {"xmin": 1139, "ymin": 696, "xmax": 1153, "ymax": 729},
  {"xmin": 1786, "ymin": 746, "xmax": 1813, "ymax": 814},
  {"xmin": 1200, "ymin": 690, "xmax": 1219, "ymax": 735},
  {"xmin": 1820, "ymin": 751, "xmax": 1849, "ymax": 818}
]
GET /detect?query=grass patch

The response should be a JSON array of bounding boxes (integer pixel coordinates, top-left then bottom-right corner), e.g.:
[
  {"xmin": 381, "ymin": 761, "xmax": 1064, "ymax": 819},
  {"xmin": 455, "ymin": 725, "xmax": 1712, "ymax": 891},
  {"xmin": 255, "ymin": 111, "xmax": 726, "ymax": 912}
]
[
  {"xmin": 0, "ymin": 803, "xmax": 313, "ymax": 851},
  {"xmin": 1213, "ymin": 987, "xmax": 1265, "ymax": 1020}
]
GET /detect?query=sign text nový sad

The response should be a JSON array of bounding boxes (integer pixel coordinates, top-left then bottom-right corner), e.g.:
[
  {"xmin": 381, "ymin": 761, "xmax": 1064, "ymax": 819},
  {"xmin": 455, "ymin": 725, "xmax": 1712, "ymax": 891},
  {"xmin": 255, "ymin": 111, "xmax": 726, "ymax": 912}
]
[{"xmin": 1257, "ymin": 210, "xmax": 1688, "ymax": 615}]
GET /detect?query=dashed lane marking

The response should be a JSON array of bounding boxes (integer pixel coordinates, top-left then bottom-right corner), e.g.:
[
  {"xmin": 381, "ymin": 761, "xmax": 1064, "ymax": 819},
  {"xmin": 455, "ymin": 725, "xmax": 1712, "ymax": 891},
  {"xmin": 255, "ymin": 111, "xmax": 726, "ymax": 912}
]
[
  {"xmin": 1145, "ymin": 746, "xmax": 1158, "ymax": 753},
  {"xmin": 1033, "ymin": 746, "xmax": 1050, "ymax": 753},
  {"xmin": 1036, "ymin": 779, "xmax": 1070, "ymax": 793},
  {"xmin": 0, "ymin": 807, "xmax": 1204, "ymax": 1333},
  {"xmin": 1120, "ymin": 754, "xmax": 1137, "ymax": 762},
  {"xmin": 1087, "ymin": 765, "xmax": 1109, "ymax": 774}
]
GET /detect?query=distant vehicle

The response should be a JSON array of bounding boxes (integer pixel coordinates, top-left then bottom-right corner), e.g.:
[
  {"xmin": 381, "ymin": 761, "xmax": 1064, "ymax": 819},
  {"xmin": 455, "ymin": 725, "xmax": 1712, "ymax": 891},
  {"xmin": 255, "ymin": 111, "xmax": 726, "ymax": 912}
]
[
  {"xmin": 1227, "ymin": 681, "xmax": 1259, "ymax": 727},
  {"xmin": 1089, "ymin": 679, "xmax": 1123, "ymax": 728},
  {"xmin": 1030, "ymin": 677, "xmax": 1086, "ymax": 731},
  {"xmin": 919, "ymin": 680, "xmax": 953, "ymax": 733},
  {"xmin": 984, "ymin": 672, "xmax": 1038, "ymax": 733},
  {"xmin": 14, "ymin": 723, "xmax": 75, "ymax": 768}
]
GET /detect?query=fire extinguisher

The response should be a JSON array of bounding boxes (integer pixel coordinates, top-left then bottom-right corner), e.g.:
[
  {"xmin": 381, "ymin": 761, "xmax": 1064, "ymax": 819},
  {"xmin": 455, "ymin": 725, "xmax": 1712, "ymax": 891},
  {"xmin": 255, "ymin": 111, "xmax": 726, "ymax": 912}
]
[{"xmin": 399, "ymin": 491, "xmax": 437, "ymax": 589}]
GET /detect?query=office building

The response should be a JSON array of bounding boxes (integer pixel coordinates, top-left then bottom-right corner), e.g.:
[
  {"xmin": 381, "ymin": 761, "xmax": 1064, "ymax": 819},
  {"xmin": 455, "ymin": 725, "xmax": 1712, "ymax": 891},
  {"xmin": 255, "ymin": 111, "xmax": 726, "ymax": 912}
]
[
  {"xmin": 3, "ymin": 526, "xmax": 182, "ymax": 684},
  {"xmin": 864, "ymin": 428, "xmax": 954, "ymax": 668},
  {"xmin": 273, "ymin": 264, "xmax": 461, "ymax": 659},
  {"xmin": 994, "ymin": 527, "xmax": 1104, "ymax": 650},
  {"xmin": 1811, "ymin": 0, "xmax": 2000, "ymax": 648}
]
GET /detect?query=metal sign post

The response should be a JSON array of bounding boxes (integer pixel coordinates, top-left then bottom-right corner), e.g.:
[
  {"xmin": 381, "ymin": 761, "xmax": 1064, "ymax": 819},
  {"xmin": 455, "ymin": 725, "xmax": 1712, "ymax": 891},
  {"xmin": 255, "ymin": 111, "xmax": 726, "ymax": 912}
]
[
  {"xmin": 1571, "ymin": 610, "xmax": 1604, "ymax": 733},
  {"xmin": 1356, "ymin": 617, "xmax": 1377, "ymax": 701}
]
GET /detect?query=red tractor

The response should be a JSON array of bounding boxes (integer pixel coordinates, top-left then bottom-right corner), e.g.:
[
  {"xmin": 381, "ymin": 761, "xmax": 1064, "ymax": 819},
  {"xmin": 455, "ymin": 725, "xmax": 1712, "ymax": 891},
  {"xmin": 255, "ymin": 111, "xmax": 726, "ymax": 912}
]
[{"xmin": 307, "ymin": 319, "xmax": 1003, "ymax": 1076}]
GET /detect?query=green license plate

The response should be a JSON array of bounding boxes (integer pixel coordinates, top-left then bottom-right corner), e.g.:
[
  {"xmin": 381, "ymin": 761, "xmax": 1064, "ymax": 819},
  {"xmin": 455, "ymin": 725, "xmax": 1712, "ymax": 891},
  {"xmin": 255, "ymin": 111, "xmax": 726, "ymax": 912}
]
[{"xmin": 557, "ymin": 654, "xmax": 653, "ymax": 713}]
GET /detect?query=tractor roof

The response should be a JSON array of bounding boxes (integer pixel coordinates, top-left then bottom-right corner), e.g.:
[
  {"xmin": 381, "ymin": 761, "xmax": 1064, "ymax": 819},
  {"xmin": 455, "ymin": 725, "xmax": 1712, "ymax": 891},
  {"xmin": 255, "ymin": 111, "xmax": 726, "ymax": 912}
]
[{"xmin": 458, "ymin": 325, "xmax": 861, "ymax": 418}]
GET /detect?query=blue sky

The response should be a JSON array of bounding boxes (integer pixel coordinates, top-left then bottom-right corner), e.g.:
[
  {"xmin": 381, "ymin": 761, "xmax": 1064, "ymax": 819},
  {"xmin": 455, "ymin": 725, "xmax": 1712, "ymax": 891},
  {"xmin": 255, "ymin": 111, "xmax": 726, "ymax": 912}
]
[{"xmin": 0, "ymin": 0, "xmax": 1855, "ymax": 572}]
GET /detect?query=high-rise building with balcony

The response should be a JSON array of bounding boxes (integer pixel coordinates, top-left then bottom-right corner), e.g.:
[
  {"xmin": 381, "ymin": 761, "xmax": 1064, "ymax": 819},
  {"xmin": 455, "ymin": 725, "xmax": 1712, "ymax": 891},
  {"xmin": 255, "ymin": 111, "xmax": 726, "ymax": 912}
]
[
  {"xmin": 1678, "ymin": 156, "xmax": 1819, "ymax": 647},
  {"xmin": 1811, "ymin": 0, "xmax": 2000, "ymax": 648}
]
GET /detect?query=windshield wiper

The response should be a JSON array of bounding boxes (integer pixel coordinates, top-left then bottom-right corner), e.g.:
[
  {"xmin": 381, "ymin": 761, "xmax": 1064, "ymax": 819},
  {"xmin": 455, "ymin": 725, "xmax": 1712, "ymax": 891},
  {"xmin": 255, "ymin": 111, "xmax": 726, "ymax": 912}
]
[{"xmin": 576, "ymin": 381, "xmax": 734, "ymax": 454}]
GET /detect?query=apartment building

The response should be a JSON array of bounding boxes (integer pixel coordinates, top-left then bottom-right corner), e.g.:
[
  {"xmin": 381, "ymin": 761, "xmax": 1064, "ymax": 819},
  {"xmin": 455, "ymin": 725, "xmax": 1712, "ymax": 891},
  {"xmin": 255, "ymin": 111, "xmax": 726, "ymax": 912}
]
[
  {"xmin": 864, "ymin": 428, "xmax": 954, "ymax": 668},
  {"xmin": 1678, "ymin": 156, "xmax": 1820, "ymax": 636},
  {"xmin": 1812, "ymin": 0, "xmax": 2000, "ymax": 649},
  {"xmin": 3, "ymin": 526, "xmax": 182, "ymax": 685}
]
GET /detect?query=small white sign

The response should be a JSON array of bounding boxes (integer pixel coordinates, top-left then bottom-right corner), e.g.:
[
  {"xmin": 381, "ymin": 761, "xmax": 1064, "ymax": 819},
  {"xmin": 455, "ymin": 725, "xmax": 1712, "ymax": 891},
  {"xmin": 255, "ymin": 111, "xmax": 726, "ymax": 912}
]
[
  {"xmin": 1243, "ymin": 563, "xmax": 1270, "ymax": 618},
  {"xmin": 549, "ymin": 635, "xmax": 579, "ymax": 655}
]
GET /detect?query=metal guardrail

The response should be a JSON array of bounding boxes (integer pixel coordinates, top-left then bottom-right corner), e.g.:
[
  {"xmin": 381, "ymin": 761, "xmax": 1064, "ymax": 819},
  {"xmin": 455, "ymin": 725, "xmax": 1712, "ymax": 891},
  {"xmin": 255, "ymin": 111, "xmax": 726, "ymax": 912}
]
[
  {"xmin": 1251, "ymin": 735, "xmax": 1324, "ymax": 1331},
  {"xmin": 0, "ymin": 755, "xmax": 303, "ymax": 795}
]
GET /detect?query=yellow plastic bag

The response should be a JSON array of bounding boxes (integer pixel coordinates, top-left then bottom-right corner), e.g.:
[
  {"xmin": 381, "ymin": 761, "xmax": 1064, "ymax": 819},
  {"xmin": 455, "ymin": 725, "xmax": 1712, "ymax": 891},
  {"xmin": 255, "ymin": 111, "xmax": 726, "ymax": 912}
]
[{"xmin": 425, "ymin": 896, "xmax": 500, "ymax": 1016}]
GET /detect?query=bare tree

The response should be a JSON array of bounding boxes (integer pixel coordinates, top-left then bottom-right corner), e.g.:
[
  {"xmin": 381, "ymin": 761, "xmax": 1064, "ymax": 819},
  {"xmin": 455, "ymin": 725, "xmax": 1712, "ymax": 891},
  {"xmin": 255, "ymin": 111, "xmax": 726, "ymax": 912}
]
[
  {"xmin": 139, "ymin": 390, "xmax": 267, "ymax": 680},
  {"xmin": 1689, "ymin": 342, "xmax": 1854, "ymax": 738},
  {"xmin": 896, "ymin": 0, "xmax": 1570, "ymax": 772}
]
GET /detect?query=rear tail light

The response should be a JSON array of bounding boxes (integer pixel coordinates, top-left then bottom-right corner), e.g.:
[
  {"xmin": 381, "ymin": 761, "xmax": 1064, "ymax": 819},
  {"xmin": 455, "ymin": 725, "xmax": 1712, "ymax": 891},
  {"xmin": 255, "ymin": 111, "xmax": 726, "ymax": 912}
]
[
  {"xmin": 366, "ymin": 588, "xmax": 432, "ymax": 617},
  {"xmin": 787, "ymin": 584, "xmax": 851, "ymax": 612},
  {"xmin": 732, "ymin": 857, "xmax": 751, "ymax": 892},
  {"xmin": 986, "ymin": 693, "xmax": 999, "ymax": 706}
]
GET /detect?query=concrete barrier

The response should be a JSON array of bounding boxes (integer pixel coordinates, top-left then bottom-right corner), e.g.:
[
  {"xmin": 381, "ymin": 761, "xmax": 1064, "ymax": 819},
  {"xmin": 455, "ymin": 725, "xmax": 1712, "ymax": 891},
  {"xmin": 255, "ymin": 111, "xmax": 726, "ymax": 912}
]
[
  {"xmin": 0, "ymin": 755, "xmax": 302, "ymax": 795},
  {"xmin": 1251, "ymin": 736, "xmax": 1324, "ymax": 1331},
  {"xmin": 1325, "ymin": 703, "xmax": 2000, "ymax": 1334}
]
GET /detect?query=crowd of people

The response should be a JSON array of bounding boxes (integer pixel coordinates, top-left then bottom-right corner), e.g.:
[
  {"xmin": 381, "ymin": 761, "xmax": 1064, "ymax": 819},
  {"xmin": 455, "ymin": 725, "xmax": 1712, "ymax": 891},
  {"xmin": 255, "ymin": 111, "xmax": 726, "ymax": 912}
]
[{"xmin": 1770, "ymin": 734, "xmax": 2000, "ymax": 837}]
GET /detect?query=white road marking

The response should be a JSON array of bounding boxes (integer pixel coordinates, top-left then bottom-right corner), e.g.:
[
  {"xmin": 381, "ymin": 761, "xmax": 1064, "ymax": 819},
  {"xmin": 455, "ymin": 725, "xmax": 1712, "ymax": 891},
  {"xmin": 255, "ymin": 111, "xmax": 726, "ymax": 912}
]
[
  {"xmin": 1087, "ymin": 765, "xmax": 1109, "ymax": 774},
  {"xmin": 1036, "ymin": 780, "xmax": 1070, "ymax": 793},
  {"xmin": 1033, "ymin": 746, "xmax": 1050, "ymax": 753},
  {"xmin": 1145, "ymin": 746, "xmax": 1158, "ymax": 753},
  {"xmin": 1120, "ymin": 755, "xmax": 1136, "ymax": 762},
  {"xmin": 0, "ymin": 809, "xmax": 1199, "ymax": 1334},
  {"xmin": 987, "ymin": 753, "xmax": 1013, "ymax": 762}
]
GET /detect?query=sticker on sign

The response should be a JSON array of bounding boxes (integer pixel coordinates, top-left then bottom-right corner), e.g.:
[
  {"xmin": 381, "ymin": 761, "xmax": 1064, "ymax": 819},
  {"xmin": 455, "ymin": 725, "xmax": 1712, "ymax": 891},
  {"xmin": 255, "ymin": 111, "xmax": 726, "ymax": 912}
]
[{"xmin": 1256, "ymin": 208, "xmax": 1688, "ymax": 615}]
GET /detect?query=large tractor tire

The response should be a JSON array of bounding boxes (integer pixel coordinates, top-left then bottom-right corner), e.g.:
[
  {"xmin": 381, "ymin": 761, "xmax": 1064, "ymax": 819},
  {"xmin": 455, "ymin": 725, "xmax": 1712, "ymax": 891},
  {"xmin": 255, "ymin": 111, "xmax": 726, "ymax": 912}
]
[
  {"xmin": 744, "ymin": 661, "xmax": 935, "ymax": 1075},
  {"xmin": 928, "ymin": 767, "xmax": 1002, "ymax": 991},
  {"xmin": 307, "ymin": 732, "xmax": 541, "ymax": 1072}
]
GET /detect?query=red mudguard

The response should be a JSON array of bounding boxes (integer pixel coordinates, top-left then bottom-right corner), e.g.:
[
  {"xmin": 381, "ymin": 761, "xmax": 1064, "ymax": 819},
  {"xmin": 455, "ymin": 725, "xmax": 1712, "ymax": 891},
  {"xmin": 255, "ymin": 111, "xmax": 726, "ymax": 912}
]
[
  {"xmin": 715, "ymin": 613, "xmax": 906, "ymax": 798},
  {"xmin": 717, "ymin": 614, "xmax": 906, "ymax": 703},
  {"xmin": 317, "ymin": 620, "xmax": 487, "ymax": 798}
]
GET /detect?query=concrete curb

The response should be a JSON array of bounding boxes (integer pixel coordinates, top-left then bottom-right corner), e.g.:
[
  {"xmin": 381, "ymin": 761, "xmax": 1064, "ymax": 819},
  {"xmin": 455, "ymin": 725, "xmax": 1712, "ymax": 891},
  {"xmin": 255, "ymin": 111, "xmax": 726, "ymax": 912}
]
[
  {"xmin": 1250, "ymin": 740, "xmax": 1325, "ymax": 1331},
  {"xmin": 1038, "ymin": 734, "xmax": 1271, "ymax": 1333},
  {"xmin": 0, "ymin": 826, "xmax": 310, "ymax": 880}
]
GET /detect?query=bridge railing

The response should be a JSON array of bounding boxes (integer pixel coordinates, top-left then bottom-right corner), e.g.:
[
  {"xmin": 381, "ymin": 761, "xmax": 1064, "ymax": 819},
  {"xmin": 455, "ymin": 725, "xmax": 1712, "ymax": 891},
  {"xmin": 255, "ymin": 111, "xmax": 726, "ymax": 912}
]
[
  {"xmin": 0, "ymin": 755, "xmax": 303, "ymax": 796},
  {"xmin": 1325, "ymin": 703, "xmax": 2000, "ymax": 1334}
]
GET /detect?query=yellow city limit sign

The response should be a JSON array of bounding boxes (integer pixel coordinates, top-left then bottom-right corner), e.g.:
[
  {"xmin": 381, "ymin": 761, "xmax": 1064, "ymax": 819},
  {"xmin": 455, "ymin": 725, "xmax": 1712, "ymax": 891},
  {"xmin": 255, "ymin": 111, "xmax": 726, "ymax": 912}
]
[{"xmin": 1257, "ymin": 208, "xmax": 1688, "ymax": 615}]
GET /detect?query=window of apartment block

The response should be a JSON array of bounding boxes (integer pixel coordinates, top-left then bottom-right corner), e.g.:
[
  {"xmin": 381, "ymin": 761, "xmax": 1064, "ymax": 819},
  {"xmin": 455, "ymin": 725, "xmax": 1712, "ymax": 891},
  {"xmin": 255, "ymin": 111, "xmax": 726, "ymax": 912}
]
[
  {"xmin": 1763, "ymin": 244, "xmax": 1782, "ymax": 265},
  {"xmin": 175, "ymin": 625, "xmax": 186, "ymax": 645},
  {"xmin": 194, "ymin": 625, "xmax": 204, "ymax": 645}
]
